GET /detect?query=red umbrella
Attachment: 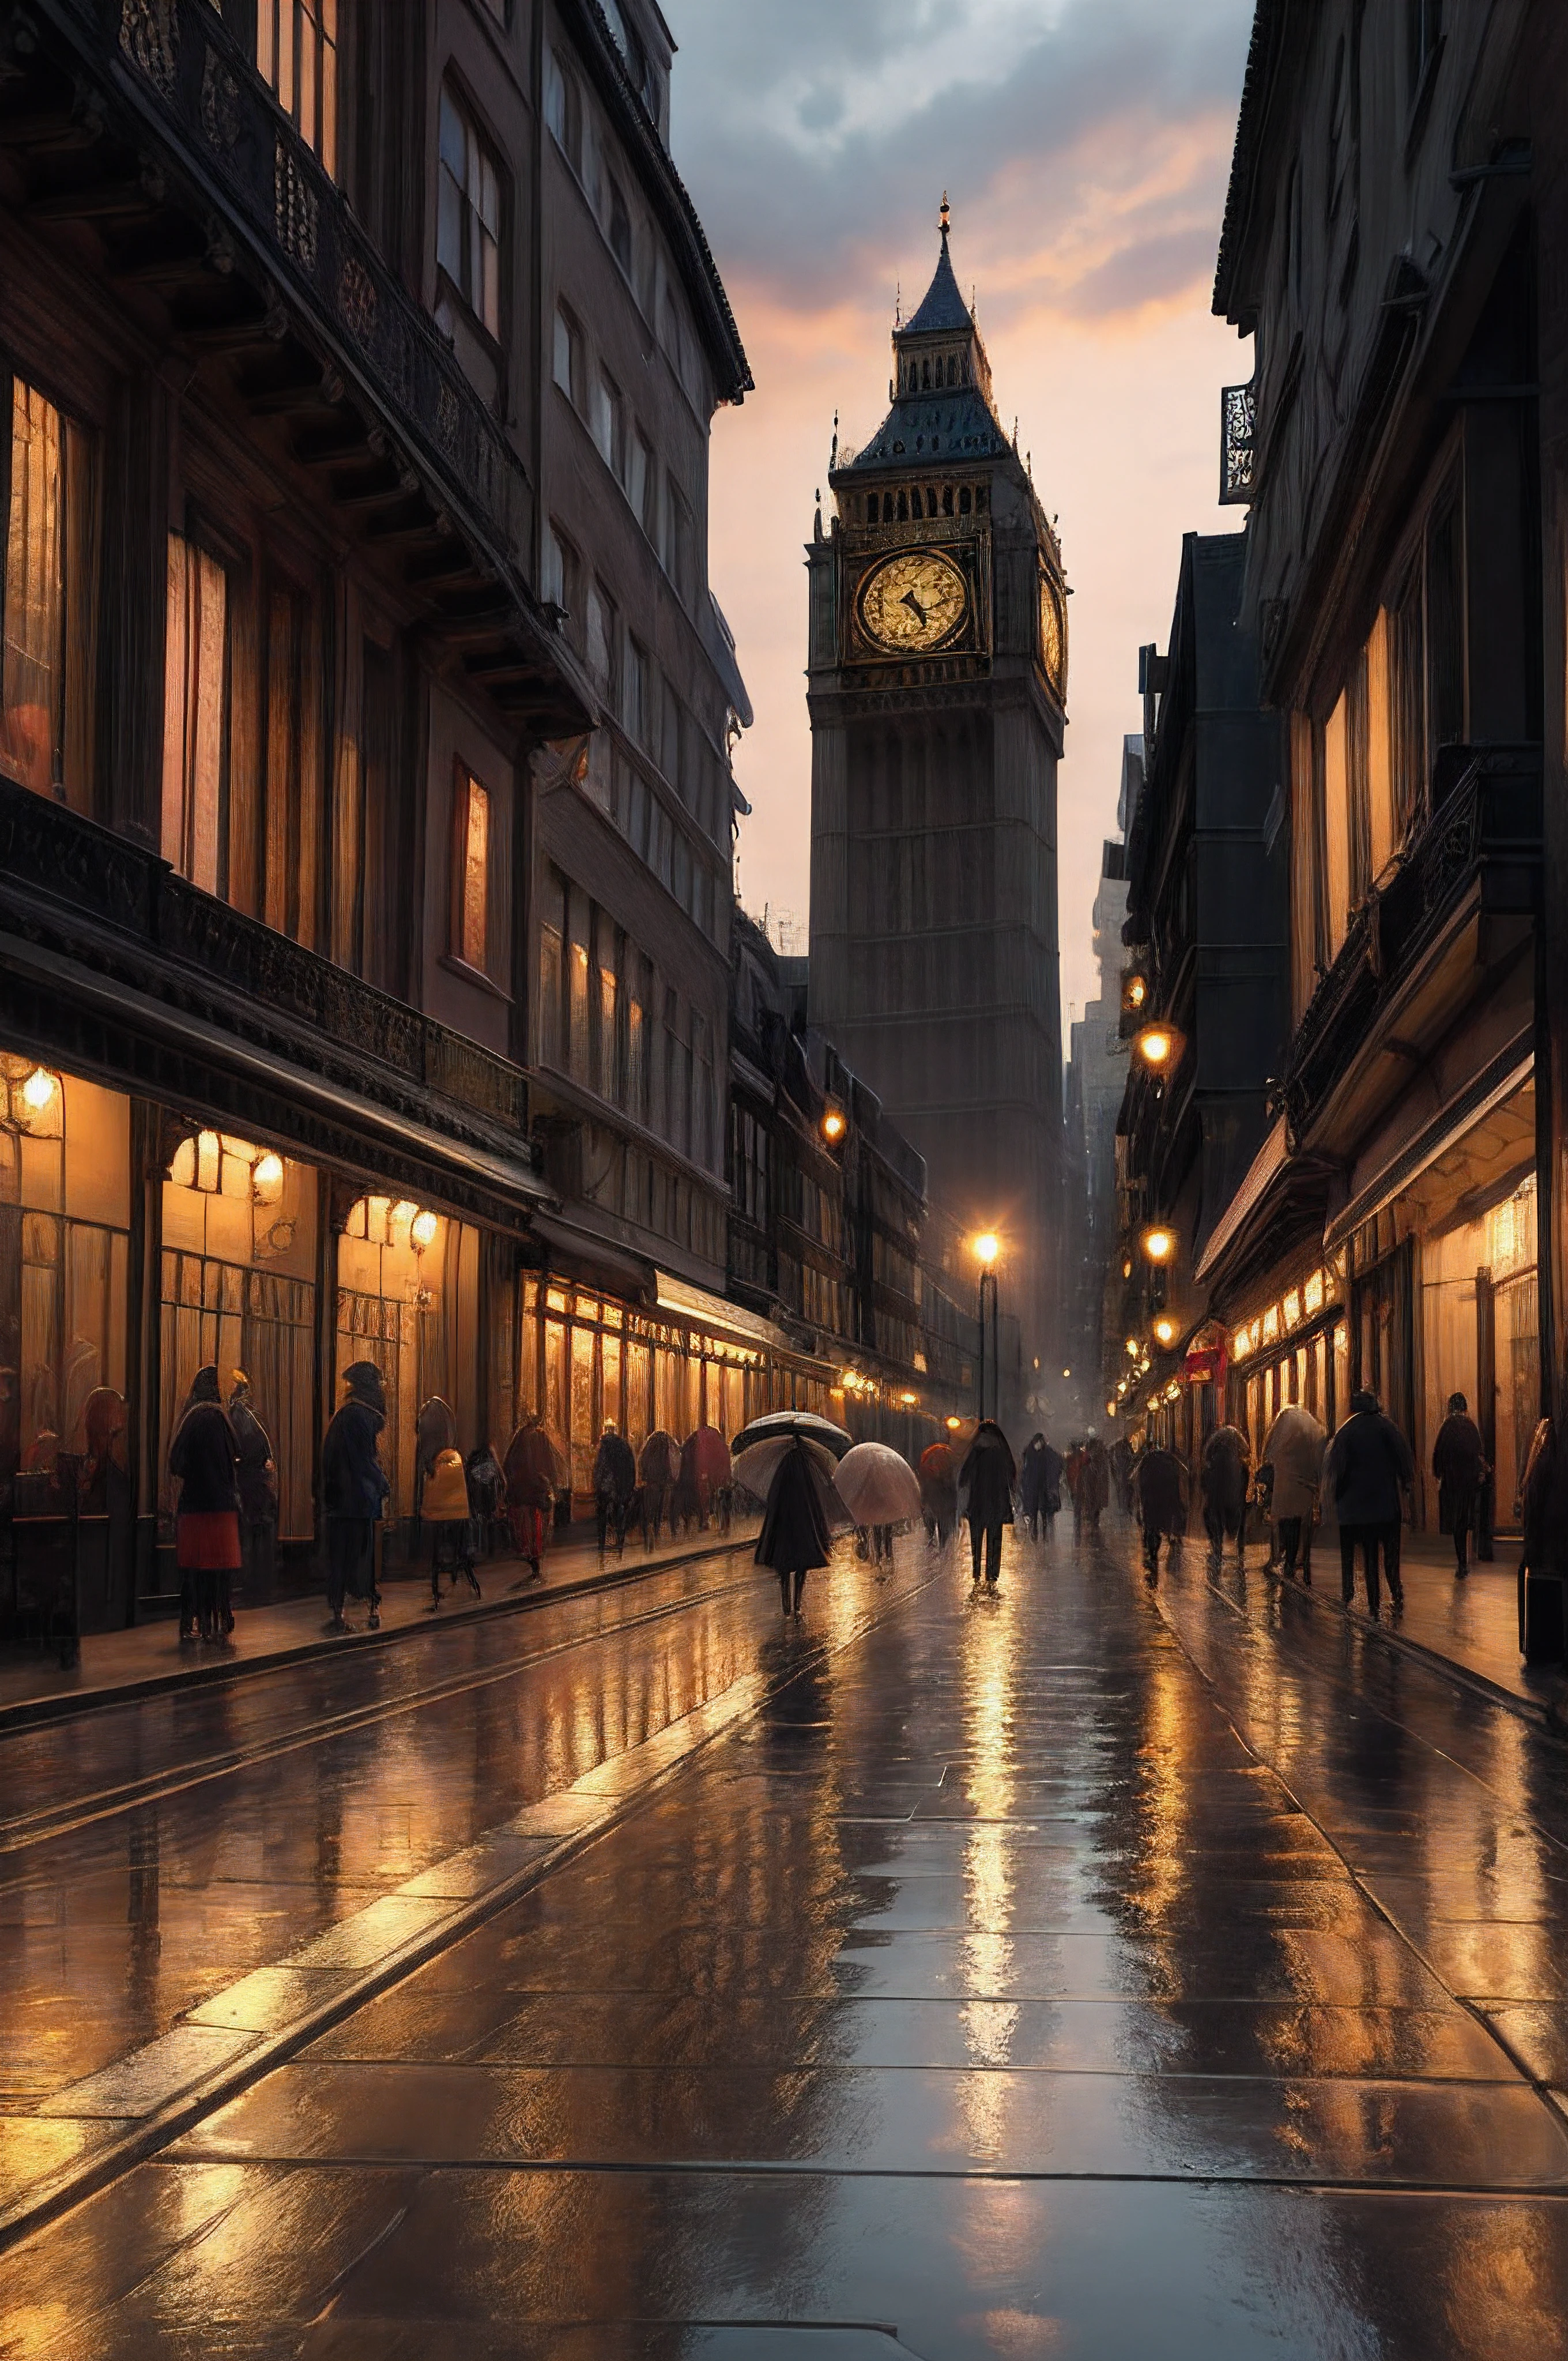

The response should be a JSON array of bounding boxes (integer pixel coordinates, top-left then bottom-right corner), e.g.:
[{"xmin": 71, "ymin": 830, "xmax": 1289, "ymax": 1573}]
[
  {"xmin": 684, "ymin": 1425, "xmax": 732, "ymax": 1488},
  {"xmin": 919, "ymin": 1442, "xmax": 956, "ymax": 1480}
]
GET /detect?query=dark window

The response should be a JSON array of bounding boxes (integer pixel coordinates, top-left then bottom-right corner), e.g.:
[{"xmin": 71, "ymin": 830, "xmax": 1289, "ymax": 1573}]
[
  {"xmin": 608, "ymin": 177, "xmax": 632, "ymax": 274},
  {"xmin": 1426, "ymin": 492, "xmax": 1465, "ymax": 768}
]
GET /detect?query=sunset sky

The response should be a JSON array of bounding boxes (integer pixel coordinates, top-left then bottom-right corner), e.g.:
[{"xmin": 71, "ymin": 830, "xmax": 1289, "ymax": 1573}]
[{"xmin": 669, "ymin": 0, "xmax": 1257, "ymax": 1029}]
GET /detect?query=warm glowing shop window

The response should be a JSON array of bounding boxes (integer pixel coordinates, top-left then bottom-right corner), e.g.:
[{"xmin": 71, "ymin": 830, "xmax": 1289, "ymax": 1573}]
[
  {"xmin": 2, "ymin": 379, "xmax": 92, "ymax": 807},
  {"xmin": 161, "ymin": 534, "xmax": 229, "ymax": 895}
]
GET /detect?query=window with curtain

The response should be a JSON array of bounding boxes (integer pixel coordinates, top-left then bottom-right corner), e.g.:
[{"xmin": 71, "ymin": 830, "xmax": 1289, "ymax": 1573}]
[
  {"xmin": 2, "ymin": 378, "xmax": 93, "ymax": 806},
  {"xmin": 161, "ymin": 533, "xmax": 231, "ymax": 896},
  {"xmin": 438, "ymin": 82, "xmax": 502, "ymax": 337},
  {"xmin": 257, "ymin": 0, "xmax": 339, "ymax": 176},
  {"xmin": 453, "ymin": 766, "xmax": 491, "ymax": 972}
]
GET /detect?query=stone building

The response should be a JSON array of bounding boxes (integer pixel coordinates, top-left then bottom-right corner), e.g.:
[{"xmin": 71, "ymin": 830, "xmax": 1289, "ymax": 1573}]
[
  {"xmin": 1061, "ymin": 740, "xmax": 1134, "ymax": 1423},
  {"xmin": 1174, "ymin": 1, "xmax": 1561, "ymax": 1547},
  {"xmin": 0, "ymin": 0, "xmax": 785, "ymax": 1627},
  {"xmin": 805, "ymin": 206, "xmax": 1068, "ymax": 1381}
]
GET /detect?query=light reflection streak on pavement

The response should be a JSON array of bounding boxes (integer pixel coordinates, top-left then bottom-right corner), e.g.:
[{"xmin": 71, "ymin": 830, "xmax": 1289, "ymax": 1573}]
[{"xmin": 2, "ymin": 1521, "xmax": 1568, "ymax": 2356}]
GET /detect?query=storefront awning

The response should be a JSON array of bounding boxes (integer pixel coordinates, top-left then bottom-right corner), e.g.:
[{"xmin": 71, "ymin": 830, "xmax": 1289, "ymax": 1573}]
[
  {"xmin": 655, "ymin": 1270, "xmax": 799, "ymax": 1357},
  {"xmin": 529, "ymin": 1213, "xmax": 657, "ymax": 1303},
  {"xmin": 1322, "ymin": 1038, "xmax": 1533, "ymax": 1252},
  {"xmin": 1194, "ymin": 1117, "xmax": 1290, "ymax": 1287}
]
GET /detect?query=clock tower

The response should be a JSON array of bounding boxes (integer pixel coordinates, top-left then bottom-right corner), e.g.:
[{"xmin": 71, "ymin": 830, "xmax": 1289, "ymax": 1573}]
[{"xmin": 806, "ymin": 205, "xmax": 1068, "ymax": 1376}]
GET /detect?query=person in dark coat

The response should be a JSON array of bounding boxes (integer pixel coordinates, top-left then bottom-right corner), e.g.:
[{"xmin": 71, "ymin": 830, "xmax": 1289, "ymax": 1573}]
[
  {"xmin": 592, "ymin": 1421, "xmax": 637, "ymax": 1557},
  {"xmin": 321, "ymin": 1360, "xmax": 390, "ymax": 1633},
  {"xmin": 919, "ymin": 1443, "xmax": 959, "ymax": 1547},
  {"xmin": 168, "ymin": 1366, "xmax": 241, "ymax": 1643},
  {"xmin": 1432, "ymin": 1391, "xmax": 1487, "ymax": 1577},
  {"xmin": 1133, "ymin": 1443, "xmax": 1188, "ymax": 1585},
  {"xmin": 1324, "ymin": 1388, "xmax": 1415, "ymax": 1617},
  {"xmin": 228, "ymin": 1371, "xmax": 278, "ymax": 1595},
  {"xmin": 1076, "ymin": 1436, "xmax": 1111, "ymax": 1537},
  {"xmin": 1109, "ymin": 1435, "xmax": 1135, "ymax": 1519},
  {"xmin": 959, "ymin": 1420, "xmax": 1016, "ymax": 1589},
  {"xmin": 638, "ymin": 1430, "xmax": 679, "ymax": 1548},
  {"xmin": 1201, "ymin": 1424, "xmax": 1253, "ymax": 1563},
  {"xmin": 503, "ymin": 1415, "xmax": 557, "ymax": 1580},
  {"xmin": 756, "ymin": 1436, "xmax": 834, "ymax": 1618},
  {"xmin": 1018, "ymin": 1433, "xmax": 1063, "ymax": 1540}
]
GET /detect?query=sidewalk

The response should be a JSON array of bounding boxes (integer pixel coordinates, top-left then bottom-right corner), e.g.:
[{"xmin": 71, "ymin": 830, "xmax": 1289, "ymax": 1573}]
[{"xmin": 0, "ymin": 1519, "xmax": 759, "ymax": 1730}]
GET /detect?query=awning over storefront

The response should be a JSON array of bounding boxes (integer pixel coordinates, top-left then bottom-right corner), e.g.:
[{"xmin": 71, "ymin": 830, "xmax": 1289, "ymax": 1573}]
[
  {"xmin": 1194, "ymin": 1117, "xmax": 1289, "ymax": 1286},
  {"xmin": 529, "ymin": 1212, "xmax": 657, "ymax": 1304},
  {"xmin": 1322, "ymin": 1038, "xmax": 1533, "ymax": 1252},
  {"xmin": 655, "ymin": 1270, "xmax": 801, "ymax": 1359}
]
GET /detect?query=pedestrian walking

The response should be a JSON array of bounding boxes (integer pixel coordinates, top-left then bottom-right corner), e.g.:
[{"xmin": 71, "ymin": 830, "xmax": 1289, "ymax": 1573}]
[
  {"xmin": 1076, "ymin": 1435, "xmax": 1110, "ymax": 1538},
  {"xmin": 918, "ymin": 1440, "xmax": 959, "ymax": 1547},
  {"xmin": 1110, "ymin": 1434, "xmax": 1134, "ymax": 1519},
  {"xmin": 321, "ymin": 1360, "xmax": 390, "ymax": 1634},
  {"xmin": 168, "ymin": 1365, "xmax": 241, "ymax": 1644},
  {"xmin": 227, "ymin": 1371, "xmax": 277, "ymax": 1594},
  {"xmin": 503, "ymin": 1414, "xmax": 557, "ymax": 1581},
  {"xmin": 1432, "ymin": 1392, "xmax": 1487, "ymax": 1578},
  {"xmin": 638, "ymin": 1429, "xmax": 680, "ymax": 1548},
  {"xmin": 593, "ymin": 1420, "xmax": 637, "ymax": 1557},
  {"xmin": 424, "ymin": 1446, "xmax": 480, "ymax": 1606},
  {"xmin": 1260, "ymin": 1402, "xmax": 1327, "ymax": 1586},
  {"xmin": 1201, "ymin": 1423, "xmax": 1253, "ymax": 1564},
  {"xmin": 1132, "ymin": 1440, "xmax": 1187, "ymax": 1585},
  {"xmin": 959, "ymin": 1419, "xmax": 1016, "ymax": 1589},
  {"xmin": 1324, "ymin": 1389, "xmax": 1415, "ymax": 1618},
  {"xmin": 1019, "ymin": 1432, "xmax": 1063, "ymax": 1540},
  {"xmin": 755, "ymin": 1434, "xmax": 834, "ymax": 1619}
]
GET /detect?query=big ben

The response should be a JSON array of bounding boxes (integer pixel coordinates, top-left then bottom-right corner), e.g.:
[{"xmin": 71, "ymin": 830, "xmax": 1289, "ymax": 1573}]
[{"xmin": 806, "ymin": 203, "xmax": 1068, "ymax": 1375}]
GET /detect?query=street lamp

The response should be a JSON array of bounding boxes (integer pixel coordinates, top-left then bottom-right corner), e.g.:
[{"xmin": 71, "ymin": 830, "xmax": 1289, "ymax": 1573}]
[
  {"xmin": 1141, "ymin": 1224, "xmax": 1177, "ymax": 1266},
  {"xmin": 1134, "ymin": 1023, "xmax": 1183, "ymax": 1073},
  {"xmin": 821, "ymin": 1106, "xmax": 846, "ymax": 1143},
  {"xmin": 1153, "ymin": 1314, "xmax": 1178, "ymax": 1347},
  {"xmin": 969, "ymin": 1232, "xmax": 1002, "ymax": 1423}
]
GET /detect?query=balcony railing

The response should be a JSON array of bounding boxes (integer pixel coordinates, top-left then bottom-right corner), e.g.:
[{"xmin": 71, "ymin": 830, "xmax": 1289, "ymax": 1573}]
[
  {"xmin": 1281, "ymin": 746, "xmax": 1541, "ymax": 1144},
  {"xmin": 42, "ymin": 0, "xmax": 529, "ymax": 572},
  {"xmin": 0, "ymin": 775, "xmax": 526, "ymax": 1139}
]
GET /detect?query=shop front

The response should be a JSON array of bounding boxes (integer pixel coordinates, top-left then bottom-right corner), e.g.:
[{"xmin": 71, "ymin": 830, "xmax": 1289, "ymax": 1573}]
[{"xmin": 1228, "ymin": 1256, "xmax": 1352, "ymax": 1468}]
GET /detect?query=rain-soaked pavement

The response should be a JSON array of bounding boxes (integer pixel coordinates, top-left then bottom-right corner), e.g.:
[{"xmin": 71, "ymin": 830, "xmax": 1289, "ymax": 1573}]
[{"xmin": 3, "ymin": 1516, "xmax": 1568, "ymax": 2356}]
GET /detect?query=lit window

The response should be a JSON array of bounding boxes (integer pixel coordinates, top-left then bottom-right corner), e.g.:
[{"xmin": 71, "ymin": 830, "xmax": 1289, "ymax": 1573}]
[
  {"xmin": 257, "ymin": 0, "xmax": 339, "ymax": 176},
  {"xmin": 453, "ymin": 768, "xmax": 491, "ymax": 971},
  {"xmin": 1, "ymin": 379, "xmax": 80, "ymax": 801},
  {"xmin": 161, "ymin": 533, "xmax": 229, "ymax": 896},
  {"xmin": 438, "ymin": 83, "xmax": 502, "ymax": 337}
]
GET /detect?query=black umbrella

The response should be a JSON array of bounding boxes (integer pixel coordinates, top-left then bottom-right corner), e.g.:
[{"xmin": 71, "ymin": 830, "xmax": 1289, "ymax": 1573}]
[{"xmin": 732, "ymin": 1410, "xmax": 854, "ymax": 1462}]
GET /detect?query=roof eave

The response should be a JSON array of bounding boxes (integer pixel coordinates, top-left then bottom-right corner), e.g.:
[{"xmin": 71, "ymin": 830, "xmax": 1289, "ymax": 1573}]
[{"xmin": 1212, "ymin": 0, "xmax": 1290, "ymax": 326}]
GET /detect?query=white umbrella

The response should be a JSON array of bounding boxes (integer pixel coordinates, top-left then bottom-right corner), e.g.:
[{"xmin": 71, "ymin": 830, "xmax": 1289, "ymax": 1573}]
[
  {"xmin": 732, "ymin": 1410, "xmax": 854, "ymax": 1460},
  {"xmin": 732, "ymin": 1434, "xmax": 840, "ymax": 1505},
  {"xmin": 834, "ymin": 1440, "xmax": 922, "ymax": 1527}
]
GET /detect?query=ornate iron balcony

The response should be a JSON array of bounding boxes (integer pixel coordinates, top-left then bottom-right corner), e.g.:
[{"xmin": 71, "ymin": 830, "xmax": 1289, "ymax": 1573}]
[{"xmin": 1219, "ymin": 379, "xmax": 1256, "ymax": 506}]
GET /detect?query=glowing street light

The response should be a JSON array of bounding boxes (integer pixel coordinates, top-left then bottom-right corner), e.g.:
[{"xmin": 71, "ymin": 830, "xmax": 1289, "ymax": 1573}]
[
  {"xmin": 945, "ymin": 1415, "xmax": 963, "ymax": 1433},
  {"xmin": 1153, "ymin": 1314, "xmax": 1178, "ymax": 1347},
  {"xmin": 21, "ymin": 1066, "xmax": 55, "ymax": 1112},
  {"xmin": 971, "ymin": 1231, "xmax": 1000, "ymax": 1267},
  {"xmin": 410, "ymin": 1208, "xmax": 439, "ymax": 1250},
  {"xmin": 1125, "ymin": 1337, "xmax": 1140, "ymax": 1358},
  {"xmin": 1134, "ymin": 1023, "xmax": 1181, "ymax": 1072},
  {"xmin": 1125, "ymin": 973, "xmax": 1148, "ymax": 1010},
  {"xmin": 821, "ymin": 1106, "xmax": 846, "ymax": 1142},
  {"xmin": 1141, "ymin": 1225, "xmax": 1177, "ymax": 1266}
]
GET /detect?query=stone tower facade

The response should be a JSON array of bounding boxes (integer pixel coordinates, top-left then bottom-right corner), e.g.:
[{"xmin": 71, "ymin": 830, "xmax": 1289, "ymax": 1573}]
[{"xmin": 806, "ymin": 209, "xmax": 1068, "ymax": 1367}]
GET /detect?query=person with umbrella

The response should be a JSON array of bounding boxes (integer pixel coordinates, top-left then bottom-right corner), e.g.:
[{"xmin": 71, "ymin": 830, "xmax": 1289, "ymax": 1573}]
[
  {"xmin": 1200, "ymin": 1422, "xmax": 1253, "ymax": 1564},
  {"xmin": 168, "ymin": 1365, "xmax": 241, "ymax": 1643},
  {"xmin": 1260, "ymin": 1400, "xmax": 1327, "ymax": 1585},
  {"xmin": 593, "ymin": 1420, "xmax": 637, "ymax": 1557},
  {"xmin": 322, "ymin": 1360, "xmax": 391, "ymax": 1632},
  {"xmin": 1019, "ymin": 1432, "xmax": 1063, "ymax": 1540},
  {"xmin": 638, "ymin": 1428, "xmax": 680, "ymax": 1547},
  {"xmin": 959, "ymin": 1419, "xmax": 1016, "ymax": 1589},
  {"xmin": 755, "ymin": 1434, "xmax": 835, "ymax": 1620},
  {"xmin": 919, "ymin": 1439, "xmax": 959, "ymax": 1547},
  {"xmin": 504, "ymin": 1412, "xmax": 556, "ymax": 1582},
  {"xmin": 835, "ymin": 1440, "xmax": 921, "ymax": 1575}
]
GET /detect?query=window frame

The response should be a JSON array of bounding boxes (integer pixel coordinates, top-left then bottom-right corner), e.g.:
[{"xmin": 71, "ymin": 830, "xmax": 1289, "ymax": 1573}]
[
  {"xmin": 437, "ymin": 77, "xmax": 505, "ymax": 344},
  {"xmin": 450, "ymin": 759, "xmax": 494, "ymax": 979},
  {"xmin": 257, "ymin": 0, "xmax": 341, "ymax": 178}
]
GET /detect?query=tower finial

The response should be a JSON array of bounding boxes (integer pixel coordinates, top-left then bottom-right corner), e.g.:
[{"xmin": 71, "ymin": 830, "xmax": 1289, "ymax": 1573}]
[
  {"xmin": 940, "ymin": 191, "xmax": 950, "ymax": 237},
  {"xmin": 894, "ymin": 280, "xmax": 900, "ymax": 327}
]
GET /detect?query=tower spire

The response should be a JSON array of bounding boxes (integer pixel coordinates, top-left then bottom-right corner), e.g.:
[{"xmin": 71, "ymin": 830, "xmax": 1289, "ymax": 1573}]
[{"xmin": 940, "ymin": 190, "xmax": 950, "ymax": 238}]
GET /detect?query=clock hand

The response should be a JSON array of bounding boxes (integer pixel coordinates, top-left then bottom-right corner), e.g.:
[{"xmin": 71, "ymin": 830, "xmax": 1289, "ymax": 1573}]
[{"xmin": 899, "ymin": 588, "xmax": 929, "ymax": 626}]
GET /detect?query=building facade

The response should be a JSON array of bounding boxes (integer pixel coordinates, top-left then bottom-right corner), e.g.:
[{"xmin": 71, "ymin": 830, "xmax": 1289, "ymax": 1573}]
[
  {"xmin": 1061, "ymin": 740, "xmax": 1134, "ymax": 1423},
  {"xmin": 1192, "ymin": 1, "xmax": 1551, "ymax": 1538},
  {"xmin": 0, "ymin": 0, "xmax": 780, "ymax": 1627},
  {"xmin": 805, "ymin": 208, "xmax": 1068, "ymax": 1375}
]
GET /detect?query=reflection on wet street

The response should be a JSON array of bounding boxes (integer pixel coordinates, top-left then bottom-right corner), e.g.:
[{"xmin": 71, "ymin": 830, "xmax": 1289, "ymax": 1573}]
[{"xmin": 5, "ymin": 1521, "xmax": 1568, "ymax": 2356}]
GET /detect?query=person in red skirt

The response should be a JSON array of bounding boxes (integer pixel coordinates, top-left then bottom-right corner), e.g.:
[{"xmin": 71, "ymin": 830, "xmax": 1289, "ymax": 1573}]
[{"xmin": 168, "ymin": 1366, "xmax": 242, "ymax": 1643}]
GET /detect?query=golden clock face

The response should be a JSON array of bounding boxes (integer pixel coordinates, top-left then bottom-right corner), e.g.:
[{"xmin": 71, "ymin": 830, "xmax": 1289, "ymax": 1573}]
[
  {"xmin": 857, "ymin": 549, "xmax": 969, "ymax": 654},
  {"xmin": 1040, "ymin": 574, "xmax": 1066, "ymax": 695}
]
